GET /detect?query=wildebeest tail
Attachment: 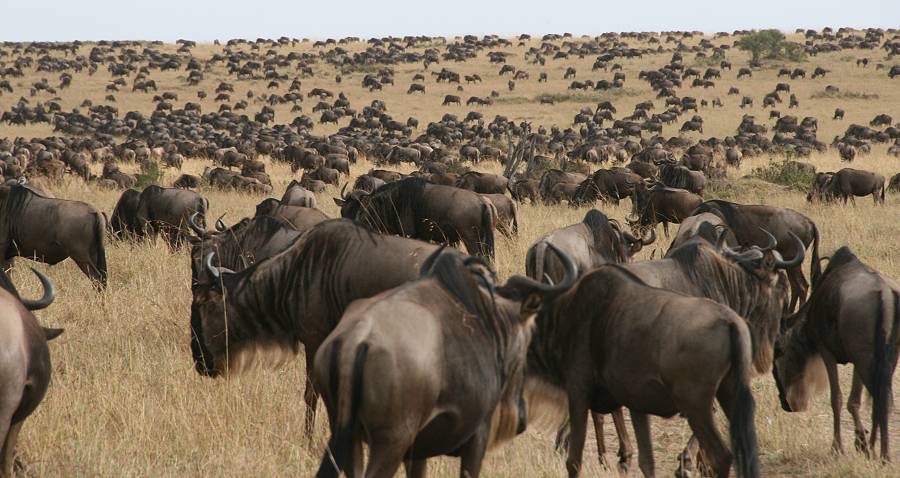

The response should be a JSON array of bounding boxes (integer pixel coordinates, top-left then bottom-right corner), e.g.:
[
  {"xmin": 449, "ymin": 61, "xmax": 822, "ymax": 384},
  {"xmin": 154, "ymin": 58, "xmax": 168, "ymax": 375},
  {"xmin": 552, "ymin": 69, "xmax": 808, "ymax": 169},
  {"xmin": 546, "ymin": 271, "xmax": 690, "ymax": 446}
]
[
  {"xmin": 317, "ymin": 342, "xmax": 368, "ymax": 478},
  {"xmin": 727, "ymin": 321, "xmax": 760, "ymax": 478},
  {"xmin": 481, "ymin": 200, "xmax": 495, "ymax": 259},
  {"xmin": 871, "ymin": 289, "xmax": 899, "ymax": 454},
  {"xmin": 93, "ymin": 212, "xmax": 108, "ymax": 288},
  {"xmin": 810, "ymin": 224, "xmax": 822, "ymax": 286}
]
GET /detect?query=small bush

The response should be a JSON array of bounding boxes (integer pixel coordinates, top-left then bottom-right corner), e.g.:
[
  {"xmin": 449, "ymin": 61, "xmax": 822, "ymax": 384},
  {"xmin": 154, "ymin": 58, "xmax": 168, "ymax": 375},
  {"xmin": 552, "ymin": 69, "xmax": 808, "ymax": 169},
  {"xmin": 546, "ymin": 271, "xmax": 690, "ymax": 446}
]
[
  {"xmin": 136, "ymin": 160, "xmax": 164, "ymax": 190},
  {"xmin": 737, "ymin": 30, "xmax": 806, "ymax": 63},
  {"xmin": 749, "ymin": 159, "xmax": 815, "ymax": 191}
]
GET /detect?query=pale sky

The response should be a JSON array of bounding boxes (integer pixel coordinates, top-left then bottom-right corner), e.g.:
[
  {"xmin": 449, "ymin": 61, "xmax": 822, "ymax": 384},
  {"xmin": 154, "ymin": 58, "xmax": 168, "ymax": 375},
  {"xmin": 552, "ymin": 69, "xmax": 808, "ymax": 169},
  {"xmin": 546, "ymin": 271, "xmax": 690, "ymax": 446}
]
[{"xmin": 2, "ymin": 0, "xmax": 898, "ymax": 42}]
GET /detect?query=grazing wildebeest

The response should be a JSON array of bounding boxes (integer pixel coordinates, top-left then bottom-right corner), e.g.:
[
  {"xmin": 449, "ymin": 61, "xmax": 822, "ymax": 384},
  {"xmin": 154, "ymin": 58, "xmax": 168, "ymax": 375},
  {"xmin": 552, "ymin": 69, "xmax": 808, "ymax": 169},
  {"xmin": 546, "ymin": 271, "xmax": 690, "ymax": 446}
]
[
  {"xmin": 281, "ymin": 179, "xmax": 318, "ymax": 208},
  {"xmin": 774, "ymin": 246, "xmax": 900, "ymax": 461},
  {"xmin": 0, "ymin": 185, "xmax": 107, "ymax": 289},
  {"xmin": 335, "ymin": 177, "xmax": 496, "ymax": 259},
  {"xmin": 571, "ymin": 168, "xmax": 642, "ymax": 206},
  {"xmin": 314, "ymin": 246, "xmax": 574, "ymax": 477},
  {"xmin": 658, "ymin": 161, "xmax": 706, "ymax": 195},
  {"xmin": 693, "ymin": 199, "xmax": 820, "ymax": 311},
  {"xmin": 526, "ymin": 209, "xmax": 654, "ymax": 284},
  {"xmin": 442, "ymin": 94, "xmax": 461, "ymax": 106},
  {"xmin": 191, "ymin": 219, "xmax": 440, "ymax": 435},
  {"xmin": 627, "ymin": 183, "xmax": 703, "ymax": 237},
  {"xmin": 815, "ymin": 168, "xmax": 886, "ymax": 205},
  {"xmin": 526, "ymin": 258, "xmax": 760, "ymax": 478},
  {"xmin": 254, "ymin": 198, "xmax": 329, "ymax": 232},
  {"xmin": 538, "ymin": 169, "xmax": 587, "ymax": 204},
  {"xmin": 0, "ymin": 267, "xmax": 61, "ymax": 477},
  {"xmin": 456, "ymin": 171, "xmax": 507, "ymax": 194},
  {"xmin": 480, "ymin": 193, "xmax": 518, "ymax": 237},
  {"xmin": 135, "ymin": 185, "xmax": 209, "ymax": 248},
  {"xmin": 187, "ymin": 214, "xmax": 301, "ymax": 285},
  {"xmin": 109, "ymin": 188, "xmax": 142, "ymax": 239}
]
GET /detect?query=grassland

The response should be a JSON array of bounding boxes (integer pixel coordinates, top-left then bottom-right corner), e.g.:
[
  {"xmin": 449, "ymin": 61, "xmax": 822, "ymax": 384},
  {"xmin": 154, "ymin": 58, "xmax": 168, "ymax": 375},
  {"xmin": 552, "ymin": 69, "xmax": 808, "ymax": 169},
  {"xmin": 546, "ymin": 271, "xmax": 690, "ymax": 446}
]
[{"xmin": 1, "ymin": 32, "xmax": 899, "ymax": 476}]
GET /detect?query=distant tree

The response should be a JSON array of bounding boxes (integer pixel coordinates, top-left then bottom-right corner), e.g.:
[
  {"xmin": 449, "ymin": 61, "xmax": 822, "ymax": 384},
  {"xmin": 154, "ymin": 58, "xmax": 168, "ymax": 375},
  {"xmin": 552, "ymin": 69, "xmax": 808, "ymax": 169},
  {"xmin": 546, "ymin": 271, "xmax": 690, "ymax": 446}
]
[{"xmin": 737, "ymin": 29, "xmax": 805, "ymax": 62}]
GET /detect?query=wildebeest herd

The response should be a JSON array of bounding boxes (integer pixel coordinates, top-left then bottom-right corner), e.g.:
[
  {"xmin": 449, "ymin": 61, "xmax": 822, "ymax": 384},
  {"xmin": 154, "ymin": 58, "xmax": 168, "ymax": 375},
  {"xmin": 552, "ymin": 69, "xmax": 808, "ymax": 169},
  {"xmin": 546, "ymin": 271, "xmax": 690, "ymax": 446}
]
[{"xmin": 0, "ymin": 27, "xmax": 899, "ymax": 477}]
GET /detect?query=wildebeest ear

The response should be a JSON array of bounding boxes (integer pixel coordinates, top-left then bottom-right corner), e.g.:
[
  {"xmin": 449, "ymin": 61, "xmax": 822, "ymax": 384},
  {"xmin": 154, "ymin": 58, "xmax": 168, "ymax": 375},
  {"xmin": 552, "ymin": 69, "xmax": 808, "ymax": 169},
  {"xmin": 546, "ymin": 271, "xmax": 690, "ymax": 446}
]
[
  {"xmin": 43, "ymin": 327, "xmax": 64, "ymax": 341},
  {"xmin": 520, "ymin": 292, "xmax": 543, "ymax": 317},
  {"xmin": 332, "ymin": 197, "xmax": 345, "ymax": 206}
]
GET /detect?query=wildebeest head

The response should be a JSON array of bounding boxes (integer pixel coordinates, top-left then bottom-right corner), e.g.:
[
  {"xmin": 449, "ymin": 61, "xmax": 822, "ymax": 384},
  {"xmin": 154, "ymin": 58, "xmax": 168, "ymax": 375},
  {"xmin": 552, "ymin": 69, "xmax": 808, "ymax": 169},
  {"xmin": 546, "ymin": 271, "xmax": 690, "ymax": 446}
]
[{"xmin": 717, "ymin": 229, "xmax": 805, "ymax": 281}]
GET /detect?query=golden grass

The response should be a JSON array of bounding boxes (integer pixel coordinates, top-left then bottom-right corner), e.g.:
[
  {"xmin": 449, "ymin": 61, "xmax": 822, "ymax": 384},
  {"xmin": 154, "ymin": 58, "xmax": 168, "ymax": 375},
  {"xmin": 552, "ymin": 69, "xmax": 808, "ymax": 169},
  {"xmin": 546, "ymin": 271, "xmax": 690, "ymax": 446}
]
[{"xmin": 1, "ymin": 32, "xmax": 899, "ymax": 477}]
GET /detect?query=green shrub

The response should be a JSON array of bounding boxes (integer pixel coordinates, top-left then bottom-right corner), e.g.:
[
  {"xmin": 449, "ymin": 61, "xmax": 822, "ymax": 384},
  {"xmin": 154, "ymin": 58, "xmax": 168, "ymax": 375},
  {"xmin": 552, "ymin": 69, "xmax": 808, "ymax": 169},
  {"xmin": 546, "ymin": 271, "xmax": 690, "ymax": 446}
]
[
  {"xmin": 136, "ymin": 160, "xmax": 164, "ymax": 190},
  {"xmin": 737, "ymin": 30, "xmax": 806, "ymax": 62},
  {"xmin": 749, "ymin": 159, "xmax": 814, "ymax": 191}
]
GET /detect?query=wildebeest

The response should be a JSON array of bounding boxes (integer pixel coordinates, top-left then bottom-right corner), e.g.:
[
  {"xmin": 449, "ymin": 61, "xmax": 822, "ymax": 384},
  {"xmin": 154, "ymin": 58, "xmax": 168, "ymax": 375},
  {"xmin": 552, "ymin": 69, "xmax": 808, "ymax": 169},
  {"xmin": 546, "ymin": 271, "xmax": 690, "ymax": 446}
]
[
  {"xmin": 480, "ymin": 193, "xmax": 518, "ymax": 237},
  {"xmin": 109, "ymin": 188, "xmax": 142, "ymax": 239},
  {"xmin": 0, "ymin": 185, "xmax": 107, "ymax": 289},
  {"xmin": 628, "ymin": 182, "xmax": 703, "ymax": 237},
  {"xmin": 281, "ymin": 179, "xmax": 317, "ymax": 208},
  {"xmin": 774, "ymin": 246, "xmax": 900, "ymax": 461},
  {"xmin": 526, "ymin": 259, "xmax": 760, "ymax": 478},
  {"xmin": 538, "ymin": 169, "xmax": 587, "ymax": 204},
  {"xmin": 810, "ymin": 168, "xmax": 885, "ymax": 205},
  {"xmin": 693, "ymin": 200, "xmax": 820, "ymax": 311},
  {"xmin": 135, "ymin": 185, "xmax": 209, "ymax": 247},
  {"xmin": 456, "ymin": 171, "xmax": 507, "ymax": 194},
  {"xmin": 667, "ymin": 212, "xmax": 730, "ymax": 252},
  {"xmin": 254, "ymin": 198, "xmax": 329, "ymax": 231},
  {"xmin": 0, "ymin": 267, "xmax": 62, "ymax": 477},
  {"xmin": 526, "ymin": 209, "xmax": 654, "ymax": 284},
  {"xmin": 335, "ymin": 177, "xmax": 496, "ymax": 259},
  {"xmin": 191, "ymin": 219, "xmax": 441, "ymax": 434},
  {"xmin": 571, "ymin": 168, "xmax": 642, "ymax": 206},
  {"xmin": 442, "ymin": 94, "xmax": 461, "ymax": 106},
  {"xmin": 314, "ymin": 246, "xmax": 573, "ymax": 477}
]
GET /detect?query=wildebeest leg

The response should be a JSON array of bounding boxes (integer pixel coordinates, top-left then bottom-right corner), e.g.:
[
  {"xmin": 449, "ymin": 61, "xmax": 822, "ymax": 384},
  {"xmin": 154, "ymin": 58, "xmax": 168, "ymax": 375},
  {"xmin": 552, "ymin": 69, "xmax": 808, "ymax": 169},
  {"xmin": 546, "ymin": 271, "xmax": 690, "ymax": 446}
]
[
  {"xmin": 458, "ymin": 427, "xmax": 489, "ymax": 478},
  {"xmin": 674, "ymin": 436, "xmax": 699, "ymax": 478},
  {"xmin": 630, "ymin": 410, "xmax": 656, "ymax": 478},
  {"xmin": 823, "ymin": 354, "xmax": 844, "ymax": 454},
  {"xmin": 787, "ymin": 268, "xmax": 808, "ymax": 312},
  {"xmin": 303, "ymin": 347, "xmax": 319, "ymax": 437},
  {"xmin": 0, "ymin": 420, "xmax": 20, "ymax": 477},
  {"xmin": 610, "ymin": 408, "xmax": 633, "ymax": 472},
  {"xmin": 403, "ymin": 458, "xmax": 426, "ymax": 478},
  {"xmin": 590, "ymin": 412, "xmax": 609, "ymax": 468},
  {"xmin": 364, "ymin": 435, "xmax": 408, "ymax": 478},
  {"xmin": 685, "ymin": 407, "xmax": 730, "ymax": 478},
  {"xmin": 565, "ymin": 391, "xmax": 590, "ymax": 477},
  {"xmin": 848, "ymin": 369, "xmax": 869, "ymax": 455}
]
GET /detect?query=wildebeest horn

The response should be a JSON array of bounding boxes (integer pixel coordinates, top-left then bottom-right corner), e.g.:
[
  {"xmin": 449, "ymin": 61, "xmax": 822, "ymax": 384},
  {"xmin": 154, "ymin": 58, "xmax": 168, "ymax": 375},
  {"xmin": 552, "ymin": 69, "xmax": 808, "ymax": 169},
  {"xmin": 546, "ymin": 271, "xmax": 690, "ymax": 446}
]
[
  {"xmin": 716, "ymin": 228, "xmax": 739, "ymax": 257},
  {"xmin": 622, "ymin": 230, "xmax": 639, "ymax": 244},
  {"xmin": 420, "ymin": 244, "xmax": 448, "ymax": 274},
  {"xmin": 774, "ymin": 232, "xmax": 805, "ymax": 269},
  {"xmin": 215, "ymin": 214, "xmax": 227, "ymax": 232},
  {"xmin": 188, "ymin": 212, "xmax": 206, "ymax": 236},
  {"xmin": 340, "ymin": 182, "xmax": 349, "ymax": 199},
  {"xmin": 506, "ymin": 244, "xmax": 577, "ymax": 294},
  {"xmin": 758, "ymin": 228, "xmax": 778, "ymax": 251},
  {"xmin": 21, "ymin": 268, "xmax": 56, "ymax": 311},
  {"xmin": 641, "ymin": 228, "xmax": 656, "ymax": 245},
  {"xmin": 543, "ymin": 274, "xmax": 555, "ymax": 285},
  {"xmin": 204, "ymin": 252, "xmax": 234, "ymax": 280}
]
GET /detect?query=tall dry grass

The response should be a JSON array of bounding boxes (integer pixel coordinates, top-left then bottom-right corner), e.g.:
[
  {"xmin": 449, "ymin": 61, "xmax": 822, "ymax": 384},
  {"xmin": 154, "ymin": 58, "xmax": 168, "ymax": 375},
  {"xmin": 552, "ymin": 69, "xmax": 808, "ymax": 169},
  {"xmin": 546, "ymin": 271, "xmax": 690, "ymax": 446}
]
[{"xmin": 1, "ymin": 32, "xmax": 899, "ymax": 476}]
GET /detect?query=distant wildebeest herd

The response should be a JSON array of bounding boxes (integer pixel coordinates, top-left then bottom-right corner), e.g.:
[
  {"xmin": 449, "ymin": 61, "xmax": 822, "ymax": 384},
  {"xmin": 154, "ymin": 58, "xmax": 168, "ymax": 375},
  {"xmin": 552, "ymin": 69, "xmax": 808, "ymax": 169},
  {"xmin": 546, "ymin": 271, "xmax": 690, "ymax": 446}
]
[{"xmin": 1, "ymin": 26, "xmax": 899, "ymax": 477}]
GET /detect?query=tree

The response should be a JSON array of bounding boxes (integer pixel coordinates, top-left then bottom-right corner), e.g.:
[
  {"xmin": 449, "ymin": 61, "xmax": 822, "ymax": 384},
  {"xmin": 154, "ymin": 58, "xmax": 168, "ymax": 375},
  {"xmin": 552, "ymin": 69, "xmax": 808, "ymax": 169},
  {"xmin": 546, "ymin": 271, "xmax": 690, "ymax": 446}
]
[{"xmin": 737, "ymin": 29, "xmax": 805, "ymax": 62}]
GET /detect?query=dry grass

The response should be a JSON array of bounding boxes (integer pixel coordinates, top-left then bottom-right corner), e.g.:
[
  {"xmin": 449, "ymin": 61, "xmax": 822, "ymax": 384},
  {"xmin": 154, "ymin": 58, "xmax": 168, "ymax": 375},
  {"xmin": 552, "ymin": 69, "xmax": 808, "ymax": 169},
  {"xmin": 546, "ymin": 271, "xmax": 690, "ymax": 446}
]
[{"xmin": 2, "ymin": 32, "xmax": 900, "ymax": 477}]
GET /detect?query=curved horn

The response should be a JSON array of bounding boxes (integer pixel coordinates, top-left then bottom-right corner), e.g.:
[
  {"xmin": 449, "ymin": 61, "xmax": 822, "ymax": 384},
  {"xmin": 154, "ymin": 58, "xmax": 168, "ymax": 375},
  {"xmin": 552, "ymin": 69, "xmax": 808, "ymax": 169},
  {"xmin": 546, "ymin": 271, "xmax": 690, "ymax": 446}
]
[
  {"xmin": 716, "ymin": 228, "xmax": 740, "ymax": 258},
  {"xmin": 641, "ymin": 228, "xmax": 656, "ymax": 246},
  {"xmin": 543, "ymin": 273, "xmax": 555, "ymax": 286},
  {"xmin": 20, "ymin": 268, "xmax": 56, "ymax": 311},
  {"xmin": 204, "ymin": 252, "xmax": 234, "ymax": 280},
  {"xmin": 758, "ymin": 228, "xmax": 777, "ymax": 251},
  {"xmin": 505, "ymin": 243, "xmax": 577, "ymax": 294},
  {"xmin": 340, "ymin": 182, "xmax": 349, "ymax": 199},
  {"xmin": 420, "ymin": 244, "xmax": 448, "ymax": 275},
  {"xmin": 188, "ymin": 212, "xmax": 207, "ymax": 236},
  {"xmin": 621, "ymin": 230, "xmax": 640, "ymax": 244},
  {"xmin": 215, "ymin": 214, "xmax": 227, "ymax": 232},
  {"xmin": 774, "ymin": 232, "xmax": 805, "ymax": 269}
]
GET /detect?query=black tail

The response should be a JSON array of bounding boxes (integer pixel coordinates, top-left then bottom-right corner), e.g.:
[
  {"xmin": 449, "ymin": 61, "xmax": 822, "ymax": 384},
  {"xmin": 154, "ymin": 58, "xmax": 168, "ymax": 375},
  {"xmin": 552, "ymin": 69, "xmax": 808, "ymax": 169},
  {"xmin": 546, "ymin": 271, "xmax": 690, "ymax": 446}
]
[
  {"xmin": 93, "ymin": 212, "xmax": 108, "ymax": 289},
  {"xmin": 871, "ymin": 290, "xmax": 899, "ymax": 457},
  {"xmin": 481, "ymin": 201, "xmax": 495, "ymax": 259},
  {"xmin": 317, "ymin": 342, "xmax": 368, "ymax": 478},
  {"xmin": 809, "ymin": 225, "xmax": 822, "ymax": 287},
  {"xmin": 727, "ymin": 323, "xmax": 760, "ymax": 478}
]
